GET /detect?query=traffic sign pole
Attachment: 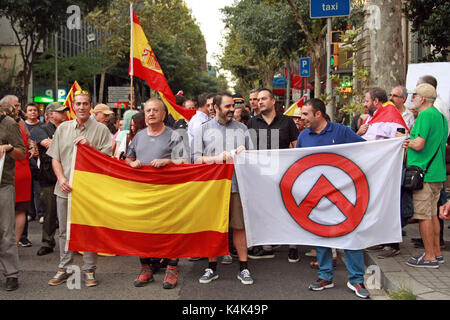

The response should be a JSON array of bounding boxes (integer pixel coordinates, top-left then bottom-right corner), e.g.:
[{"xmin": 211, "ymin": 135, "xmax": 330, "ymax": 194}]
[{"xmin": 326, "ymin": 18, "xmax": 333, "ymax": 121}]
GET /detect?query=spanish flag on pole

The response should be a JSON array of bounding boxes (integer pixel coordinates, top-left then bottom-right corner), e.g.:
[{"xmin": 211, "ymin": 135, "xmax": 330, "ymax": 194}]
[
  {"xmin": 67, "ymin": 144, "xmax": 232, "ymax": 258},
  {"xmin": 283, "ymin": 94, "xmax": 307, "ymax": 116},
  {"xmin": 64, "ymin": 81, "xmax": 82, "ymax": 120},
  {"xmin": 129, "ymin": 6, "xmax": 196, "ymax": 121}
]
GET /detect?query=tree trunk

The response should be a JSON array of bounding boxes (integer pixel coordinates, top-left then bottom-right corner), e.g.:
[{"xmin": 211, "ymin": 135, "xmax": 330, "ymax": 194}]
[
  {"xmin": 99, "ymin": 71, "xmax": 106, "ymax": 103},
  {"xmin": 366, "ymin": 0, "xmax": 405, "ymax": 89},
  {"xmin": 312, "ymin": 44, "xmax": 323, "ymax": 98}
]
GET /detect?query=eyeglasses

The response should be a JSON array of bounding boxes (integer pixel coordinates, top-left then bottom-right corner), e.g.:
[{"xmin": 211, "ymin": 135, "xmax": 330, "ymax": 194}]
[{"xmin": 74, "ymin": 90, "xmax": 89, "ymax": 96}]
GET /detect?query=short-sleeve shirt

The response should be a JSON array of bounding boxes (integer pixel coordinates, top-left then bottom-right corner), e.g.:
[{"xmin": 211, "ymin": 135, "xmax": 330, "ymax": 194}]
[
  {"xmin": 297, "ymin": 121, "xmax": 365, "ymax": 148},
  {"xmin": 193, "ymin": 118, "xmax": 251, "ymax": 193},
  {"xmin": 0, "ymin": 116, "xmax": 26, "ymax": 187},
  {"xmin": 188, "ymin": 110, "xmax": 210, "ymax": 152},
  {"xmin": 46, "ymin": 118, "xmax": 112, "ymax": 198},
  {"xmin": 126, "ymin": 126, "xmax": 185, "ymax": 164},
  {"xmin": 246, "ymin": 113, "xmax": 298, "ymax": 150},
  {"xmin": 25, "ymin": 122, "xmax": 47, "ymax": 144},
  {"xmin": 407, "ymin": 106, "xmax": 448, "ymax": 182}
]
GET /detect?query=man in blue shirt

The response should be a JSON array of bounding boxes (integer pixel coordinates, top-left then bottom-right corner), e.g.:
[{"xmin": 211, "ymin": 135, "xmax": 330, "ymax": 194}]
[{"xmin": 297, "ymin": 98, "xmax": 370, "ymax": 299}]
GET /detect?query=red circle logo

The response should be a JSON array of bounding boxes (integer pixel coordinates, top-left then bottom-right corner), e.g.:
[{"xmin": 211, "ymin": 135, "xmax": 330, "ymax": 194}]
[{"xmin": 280, "ymin": 153, "xmax": 369, "ymax": 237}]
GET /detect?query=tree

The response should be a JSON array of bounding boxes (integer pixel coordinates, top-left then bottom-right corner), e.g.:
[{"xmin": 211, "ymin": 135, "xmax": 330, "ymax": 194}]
[
  {"xmin": 282, "ymin": 0, "xmax": 366, "ymax": 98},
  {"xmin": 33, "ymin": 49, "xmax": 102, "ymax": 92},
  {"xmin": 221, "ymin": 0, "xmax": 306, "ymax": 89},
  {"xmin": 365, "ymin": 0, "xmax": 404, "ymax": 89},
  {"xmin": 86, "ymin": 0, "xmax": 209, "ymax": 101},
  {"xmin": 0, "ymin": 0, "xmax": 109, "ymax": 103},
  {"xmin": 403, "ymin": 0, "xmax": 450, "ymax": 62}
]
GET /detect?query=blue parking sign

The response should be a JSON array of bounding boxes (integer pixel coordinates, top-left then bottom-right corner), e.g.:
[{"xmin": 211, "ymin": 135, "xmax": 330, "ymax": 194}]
[{"xmin": 300, "ymin": 57, "xmax": 310, "ymax": 77}]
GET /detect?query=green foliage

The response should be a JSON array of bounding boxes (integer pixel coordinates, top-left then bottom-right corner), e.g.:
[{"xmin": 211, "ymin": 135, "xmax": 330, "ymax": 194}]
[
  {"xmin": 387, "ymin": 284, "xmax": 416, "ymax": 300},
  {"xmin": 330, "ymin": 28, "xmax": 370, "ymax": 116},
  {"xmin": 33, "ymin": 48, "xmax": 102, "ymax": 91},
  {"xmin": 86, "ymin": 0, "xmax": 212, "ymax": 98},
  {"xmin": 404, "ymin": 0, "xmax": 450, "ymax": 62},
  {"xmin": 220, "ymin": 0, "xmax": 306, "ymax": 89},
  {"xmin": 0, "ymin": 0, "xmax": 110, "ymax": 101}
]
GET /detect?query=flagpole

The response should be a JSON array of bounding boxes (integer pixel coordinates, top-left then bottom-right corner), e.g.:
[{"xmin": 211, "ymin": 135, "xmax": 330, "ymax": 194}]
[{"xmin": 129, "ymin": 3, "xmax": 134, "ymax": 110}]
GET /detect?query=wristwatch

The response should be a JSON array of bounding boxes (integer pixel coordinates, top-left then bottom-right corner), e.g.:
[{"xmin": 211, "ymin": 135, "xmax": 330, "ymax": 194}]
[{"xmin": 5, "ymin": 144, "xmax": 14, "ymax": 154}]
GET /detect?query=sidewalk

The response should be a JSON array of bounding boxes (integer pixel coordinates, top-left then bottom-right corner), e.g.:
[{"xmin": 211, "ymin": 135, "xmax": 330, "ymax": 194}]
[{"xmin": 364, "ymin": 220, "xmax": 450, "ymax": 300}]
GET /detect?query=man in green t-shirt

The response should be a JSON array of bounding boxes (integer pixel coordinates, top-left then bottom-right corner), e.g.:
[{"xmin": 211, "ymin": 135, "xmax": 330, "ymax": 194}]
[{"xmin": 403, "ymin": 83, "xmax": 448, "ymax": 269}]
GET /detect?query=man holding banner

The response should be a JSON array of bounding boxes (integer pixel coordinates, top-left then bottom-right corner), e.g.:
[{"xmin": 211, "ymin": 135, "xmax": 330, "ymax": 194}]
[
  {"xmin": 46, "ymin": 91, "xmax": 112, "ymax": 287},
  {"xmin": 295, "ymin": 98, "xmax": 370, "ymax": 298},
  {"xmin": 193, "ymin": 92, "xmax": 253, "ymax": 285},
  {"xmin": 125, "ymin": 98, "xmax": 188, "ymax": 289},
  {"xmin": 0, "ymin": 103, "xmax": 27, "ymax": 291}
]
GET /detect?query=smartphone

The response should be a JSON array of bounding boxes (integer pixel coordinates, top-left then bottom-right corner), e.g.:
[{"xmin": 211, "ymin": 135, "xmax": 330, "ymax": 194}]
[{"xmin": 397, "ymin": 128, "xmax": 406, "ymax": 134}]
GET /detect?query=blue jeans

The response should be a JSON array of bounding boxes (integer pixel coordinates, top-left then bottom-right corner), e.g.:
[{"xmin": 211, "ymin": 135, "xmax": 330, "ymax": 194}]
[{"xmin": 316, "ymin": 246, "xmax": 365, "ymax": 284}]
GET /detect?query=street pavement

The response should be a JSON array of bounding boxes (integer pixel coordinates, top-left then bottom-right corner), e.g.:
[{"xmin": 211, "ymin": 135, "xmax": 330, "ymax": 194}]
[
  {"xmin": 1, "ymin": 218, "xmax": 366, "ymax": 301},
  {"xmin": 365, "ymin": 219, "xmax": 450, "ymax": 300}
]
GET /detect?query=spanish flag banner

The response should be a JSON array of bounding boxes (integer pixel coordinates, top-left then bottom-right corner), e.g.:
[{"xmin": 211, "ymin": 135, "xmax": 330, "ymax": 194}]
[
  {"xmin": 64, "ymin": 80, "xmax": 82, "ymax": 120},
  {"xmin": 67, "ymin": 144, "xmax": 233, "ymax": 258},
  {"xmin": 283, "ymin": 95, "xmax": 307, "ymax": 116},
  {"xmin": 365, "ymin": 101, "xmax": 410, "ymax": 133},
  {"xmin": 129, "ymin": 6, "xmax": 196, "ymax": 121}
]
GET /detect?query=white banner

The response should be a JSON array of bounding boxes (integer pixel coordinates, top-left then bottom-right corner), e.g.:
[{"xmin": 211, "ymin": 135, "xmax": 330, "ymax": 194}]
[{"xmin": 235, "ymin": 138, "xmax": 404, "ymax": 250}]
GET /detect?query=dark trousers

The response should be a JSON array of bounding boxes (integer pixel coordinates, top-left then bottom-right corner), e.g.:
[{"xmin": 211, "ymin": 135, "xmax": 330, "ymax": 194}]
[{"xmin": 40, "ymin": 185, "xmax": 58, "ymax": 248}]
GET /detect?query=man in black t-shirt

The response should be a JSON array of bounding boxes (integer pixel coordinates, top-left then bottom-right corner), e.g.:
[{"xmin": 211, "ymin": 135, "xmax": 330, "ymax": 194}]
[{"xmin": 246, "ymin": 88, "xmax": 299, "ymax": 262}]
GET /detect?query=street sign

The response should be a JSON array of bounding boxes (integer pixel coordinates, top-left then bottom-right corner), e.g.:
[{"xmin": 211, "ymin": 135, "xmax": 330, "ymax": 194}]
[
  {"xmin": 299, "ymin": 57, "xmax": 310, "ymax": 77},
  {"xmin": 310, "ymin": 0, "xmax": 350, "ymax": 18}
]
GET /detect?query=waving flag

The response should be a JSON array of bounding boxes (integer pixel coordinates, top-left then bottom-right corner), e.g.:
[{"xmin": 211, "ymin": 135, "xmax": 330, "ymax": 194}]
[
  {"xmin": 129, "ymin": 6, "xmax": 196, "ymax": 121},
  {"xmin": 234, "ymin": 138, "xmax": 404, "ymax": 250},
  {"xmin": 67, "ymin": 144, "xmax": 233, "ymax": 258},
  {"xmin": 284, "ymin": 95, "xmax": 307, "ymax": 116},
  {"xmin": 64, "ymin": 81, "xmax": 82, "ymax": 120}
]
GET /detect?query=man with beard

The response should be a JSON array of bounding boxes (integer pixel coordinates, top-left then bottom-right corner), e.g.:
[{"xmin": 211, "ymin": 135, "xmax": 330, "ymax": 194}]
[
  {"xmin": 357, "ymin": 88, "xmax": 407, "ymax": 140},
  {"xmin": 194, "ymin": 92, "xmax": 252, "ymax": 285},
  {"xmin": 402, "ymin": 84, "xmax": 447, "ymax": 269}
]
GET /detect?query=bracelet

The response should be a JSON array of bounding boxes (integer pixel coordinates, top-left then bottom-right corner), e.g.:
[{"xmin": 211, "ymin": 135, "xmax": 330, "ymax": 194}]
[{"xmin": 5, "ymin": 144, "xmax": 14, "ymax": 154}]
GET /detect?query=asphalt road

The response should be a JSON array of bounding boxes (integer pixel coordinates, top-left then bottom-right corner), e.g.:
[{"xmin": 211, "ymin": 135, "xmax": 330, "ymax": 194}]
[{"xmin": 0, "ymin": 219, "xmax": 361, "ymax": 301}]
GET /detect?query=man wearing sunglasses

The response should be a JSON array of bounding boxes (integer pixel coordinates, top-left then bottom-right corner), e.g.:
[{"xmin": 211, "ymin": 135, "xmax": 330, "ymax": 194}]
[
  {"xmin": 390, "ymin": 86, "xmax": 415, "ymax": 131},
  {"xmin": 46, "ymin": 91, "xmax": 112, "ymax": 288}
]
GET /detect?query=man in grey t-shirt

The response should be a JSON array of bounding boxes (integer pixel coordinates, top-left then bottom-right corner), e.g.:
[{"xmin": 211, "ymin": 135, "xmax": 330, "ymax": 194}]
[
  {"xmin": 125, "ymin": 98, "xmax": 187, "ymax": 290},
  {"xmin": 193, "ymin": 92, "xmax": 253, "ymax": 285}
]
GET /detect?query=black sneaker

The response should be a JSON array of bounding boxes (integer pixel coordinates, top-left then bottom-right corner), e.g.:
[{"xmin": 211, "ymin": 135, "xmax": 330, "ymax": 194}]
[
  {"xmin": 18, "ymin": 238, "xmax": 32, "ymax": 247},
  {"xmin": 288, "ymin": 248, "xmax": 300, "ymax": 263},
  {"xmin": 248, "ymin": 247, "xmax": 274, "ymax": 259},
  {"xmin": 5, "ymin": 277, "xmax": 19, "ymax": 291},
  {"xmin": 309, "ymin": 278, "xmax": 334, "ymax": 291}
]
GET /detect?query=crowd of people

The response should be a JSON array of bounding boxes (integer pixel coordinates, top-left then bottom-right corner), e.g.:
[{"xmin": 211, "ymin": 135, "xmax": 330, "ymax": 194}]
[{"xmin": 0, "ymin": 73, "xmax": 449, "ymax": 299}]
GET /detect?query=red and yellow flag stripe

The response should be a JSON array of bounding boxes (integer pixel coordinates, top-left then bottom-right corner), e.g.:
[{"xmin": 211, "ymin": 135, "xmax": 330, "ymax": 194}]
[
  {"xmin": 129, "ymin": 8, "xmax": 196, "ymax": 120},
  {"xmin": 68, "ymin": 144, "xmax": 233, "ymax": 258},
  {"xmin": 129, "ymin": 10, "xmax": 196, "ymax": 121}
]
